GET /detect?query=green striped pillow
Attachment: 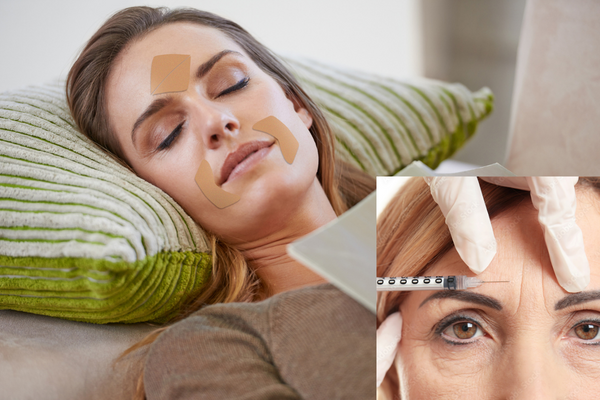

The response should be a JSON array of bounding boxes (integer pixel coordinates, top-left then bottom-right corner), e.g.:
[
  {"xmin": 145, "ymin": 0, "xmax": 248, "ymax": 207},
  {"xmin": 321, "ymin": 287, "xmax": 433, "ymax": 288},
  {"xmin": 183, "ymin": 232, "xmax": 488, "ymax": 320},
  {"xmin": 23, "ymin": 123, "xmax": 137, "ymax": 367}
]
[
  {"xmin": 0, "ymin": 58, "xmax": 492, "ymax": 324},
  {"xmin": 0, "ymin": 82, "xmax": 212, "ymax": 323},
  {"xmin": 285, "ymin": 57, "xmax": 493, "ymax": 175}
]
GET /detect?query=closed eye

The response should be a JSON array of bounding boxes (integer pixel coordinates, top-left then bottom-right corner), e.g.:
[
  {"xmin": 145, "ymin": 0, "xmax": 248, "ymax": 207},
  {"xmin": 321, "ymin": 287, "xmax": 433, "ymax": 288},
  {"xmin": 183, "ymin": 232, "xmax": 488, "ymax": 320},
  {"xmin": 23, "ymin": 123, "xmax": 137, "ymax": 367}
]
[
  {"xmin": 217, "ymin": 77, "xmax": 250, "ymax": 98},
  {"xmin": 157, "ymin": 121, "xmax": 185, "ymax": 151}
]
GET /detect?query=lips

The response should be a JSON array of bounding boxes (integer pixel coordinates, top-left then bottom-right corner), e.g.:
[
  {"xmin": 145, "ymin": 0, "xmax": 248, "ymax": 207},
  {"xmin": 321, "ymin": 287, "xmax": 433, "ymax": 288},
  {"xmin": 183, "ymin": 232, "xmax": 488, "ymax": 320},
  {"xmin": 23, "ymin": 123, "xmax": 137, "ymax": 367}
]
[{"xmin": 219, "ymin": 140, "xmax": 274, "ymax": 185}]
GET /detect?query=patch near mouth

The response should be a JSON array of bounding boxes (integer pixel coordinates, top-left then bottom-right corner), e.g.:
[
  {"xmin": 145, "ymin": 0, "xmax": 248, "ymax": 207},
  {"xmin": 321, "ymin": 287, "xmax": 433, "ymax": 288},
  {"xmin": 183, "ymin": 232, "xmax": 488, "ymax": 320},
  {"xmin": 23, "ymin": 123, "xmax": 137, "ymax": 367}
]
[
  {"xmin": 194, "ymin": 116, "xmax": 298, "ymax": 209},
  {"xmin": 252, "ymin": 116, "xmax": 299, "ymax": 164},
  {"xmin": 195, "ymin": 159, "xmax": 240, "ymax": 209}
]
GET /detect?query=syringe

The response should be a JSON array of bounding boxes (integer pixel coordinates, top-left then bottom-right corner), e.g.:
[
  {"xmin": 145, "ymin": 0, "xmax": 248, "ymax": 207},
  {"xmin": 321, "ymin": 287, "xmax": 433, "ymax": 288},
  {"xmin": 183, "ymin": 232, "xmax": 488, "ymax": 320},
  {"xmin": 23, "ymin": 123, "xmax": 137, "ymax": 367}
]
[{"xmin": 376, "ymin": 275, "xmax": 509, "ymax": 291}]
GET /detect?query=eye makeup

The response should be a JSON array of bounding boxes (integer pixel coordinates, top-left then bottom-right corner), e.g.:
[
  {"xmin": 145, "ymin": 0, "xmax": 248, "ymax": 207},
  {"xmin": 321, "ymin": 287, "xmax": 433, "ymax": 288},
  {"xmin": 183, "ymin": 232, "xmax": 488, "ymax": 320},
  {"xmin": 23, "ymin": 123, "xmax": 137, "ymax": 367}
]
[
  {"xmin": 217, "ymin": 76, "xmax": 250, "ymax": 98},
  {"xmin": 568, "ymin": 318, "xmax": 600, "ymax": 344},
  {"xmin": 151, "ymin": 74, "xmax": 251, "ymax": 152},
  {"xmin": 433, "ymin": 311, "xmax": 488, "ymax": 346},
  {"xmin": 205, "ymin": 59, "xmax": 251, "ymax": 99},
  {"xmin": 157, "ymin": 121, "xmax": 185, "ymax": 151}
]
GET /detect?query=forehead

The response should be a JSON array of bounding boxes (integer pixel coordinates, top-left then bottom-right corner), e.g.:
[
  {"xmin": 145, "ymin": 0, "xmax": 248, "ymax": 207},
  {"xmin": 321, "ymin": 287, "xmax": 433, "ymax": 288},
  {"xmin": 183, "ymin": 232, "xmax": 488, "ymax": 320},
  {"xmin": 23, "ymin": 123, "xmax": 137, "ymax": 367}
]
[
  {"xmin": 105, "ymin": 22, "xmax": 249, "ymax": 136},
  {"xmin": 108, "ymin": 21, "xmax": 248, "ymax": 92},
  {"xmin": 416, "ymin": 190, "xmax": 600, "ymax": 313},
  {"xmin": 121, "ymin": 22, "xmax": 244, "ymax": 63}
]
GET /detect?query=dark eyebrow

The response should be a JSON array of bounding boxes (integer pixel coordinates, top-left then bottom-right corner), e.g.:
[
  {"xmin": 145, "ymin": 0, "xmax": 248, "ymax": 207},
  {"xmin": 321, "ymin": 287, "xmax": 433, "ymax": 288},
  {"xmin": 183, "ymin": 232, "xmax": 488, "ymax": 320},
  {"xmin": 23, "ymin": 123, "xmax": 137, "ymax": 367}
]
[
  {"xmin": 130, "ymin": 50, "xmax": 242, "ymax": 146},
  {"xmin": 555, "ymin": 290, "xmax": 600, "ymax": 311},
  {"xmin": 419, "ymin": 291, "xmax": 503, "ymax": 311},
  {"xmin": 195, "ymin": 49, "xmax": 240, "ymax": 79}
]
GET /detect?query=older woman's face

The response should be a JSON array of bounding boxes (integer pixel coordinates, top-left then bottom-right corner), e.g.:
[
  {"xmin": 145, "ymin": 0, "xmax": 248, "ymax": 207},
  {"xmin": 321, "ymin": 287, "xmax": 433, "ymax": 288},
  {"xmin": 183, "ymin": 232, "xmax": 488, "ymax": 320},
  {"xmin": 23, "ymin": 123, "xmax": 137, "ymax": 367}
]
[
  {"xmin": 397, "ymin": 189, "xmax": 600, "ymax": 399},
  {"xmin": 105, "ymin": 23, "xmax": 320, "ymax": 245}
]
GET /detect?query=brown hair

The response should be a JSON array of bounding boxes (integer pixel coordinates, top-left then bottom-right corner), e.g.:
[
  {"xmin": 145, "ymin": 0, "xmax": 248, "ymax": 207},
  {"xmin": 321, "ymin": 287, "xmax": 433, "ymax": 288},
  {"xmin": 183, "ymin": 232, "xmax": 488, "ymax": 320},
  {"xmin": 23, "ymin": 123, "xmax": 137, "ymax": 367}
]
[
  {"xmin": 66, "ymin": 6, "xmax": 362, "ymax": 213},
  {"xmin": 376, "ymin": 177, "xmax": 600, "ymax": 399},
  {"xmin": 67, "ymin": 6, "xmax": 374, "ymax": 399}
]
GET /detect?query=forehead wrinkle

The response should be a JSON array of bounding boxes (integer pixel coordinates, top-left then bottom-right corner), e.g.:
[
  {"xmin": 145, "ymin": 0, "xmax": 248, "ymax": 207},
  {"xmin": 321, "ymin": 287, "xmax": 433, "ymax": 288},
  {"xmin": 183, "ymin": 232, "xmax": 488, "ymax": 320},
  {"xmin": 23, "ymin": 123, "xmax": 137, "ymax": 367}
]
[
  {"xmin": 541, "ymin": 258, "xmax": 554, "ymax": 317},
  {"xmin": 488, "ymin": 202, "xmax": 552, "ymax": 319}
]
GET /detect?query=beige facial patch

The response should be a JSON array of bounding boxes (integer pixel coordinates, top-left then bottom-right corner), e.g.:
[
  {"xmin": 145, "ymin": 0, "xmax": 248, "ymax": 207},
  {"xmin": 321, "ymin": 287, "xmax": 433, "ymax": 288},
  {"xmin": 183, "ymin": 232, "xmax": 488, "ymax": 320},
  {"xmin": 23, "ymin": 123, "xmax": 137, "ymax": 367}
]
[
  {"xmin": 252, "ymin": 116, "xmax": 299, "ymax": 164},
  {"xmin": 195, "ymin": 159, "xmax": 240, "ymax": 209},
  {"xmin": 151, "ymin": 54, "xmax": 191, "ymax": 95}
]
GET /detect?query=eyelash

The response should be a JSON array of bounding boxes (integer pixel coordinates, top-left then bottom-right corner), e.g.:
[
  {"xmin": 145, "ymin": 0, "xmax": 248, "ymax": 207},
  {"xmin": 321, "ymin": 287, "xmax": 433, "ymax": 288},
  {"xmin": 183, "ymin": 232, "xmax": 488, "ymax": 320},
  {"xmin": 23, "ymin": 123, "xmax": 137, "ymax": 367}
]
[
  {"xmin": 435, "ymin": 315, "xmax": 600, "ymax": 346},
  {"xmin": 568, "ymin": 318, "xmax": 600, "ymax": 344},
  {"xmin": 156, "ymin": 77, "xmax": 250, "ymax": 151},
  {"xmin": 435, "ymin": 314, "xmax": 486, "ymax": 345},
  {"xmin": 157, "ymin": 121, "xmax": 184, "ymax": 151},
  {"xmin": 217, "ymin": 76, "xmax": 250, "ymax": 98}
]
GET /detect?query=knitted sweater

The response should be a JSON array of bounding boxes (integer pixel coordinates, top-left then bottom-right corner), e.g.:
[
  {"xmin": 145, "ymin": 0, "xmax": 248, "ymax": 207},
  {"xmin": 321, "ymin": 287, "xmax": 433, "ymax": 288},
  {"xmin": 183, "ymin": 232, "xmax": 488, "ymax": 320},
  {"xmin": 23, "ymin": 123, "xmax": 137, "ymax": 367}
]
[{"xmin": 144, "ymin": 284, "xmax": 375, "ymax": 399}]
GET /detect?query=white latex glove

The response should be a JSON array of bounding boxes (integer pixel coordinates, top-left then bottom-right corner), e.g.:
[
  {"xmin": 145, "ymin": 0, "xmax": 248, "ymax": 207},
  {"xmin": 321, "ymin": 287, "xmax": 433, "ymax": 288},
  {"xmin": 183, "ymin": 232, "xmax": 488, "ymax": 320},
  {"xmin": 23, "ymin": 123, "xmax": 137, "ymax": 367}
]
[
  {"xmin": 376, "ymin": 312, "xmax": 402, "ymax": 387},
  {"xmin": 425, "ymin": 176, "xmax": 590, "ymax": 292}
]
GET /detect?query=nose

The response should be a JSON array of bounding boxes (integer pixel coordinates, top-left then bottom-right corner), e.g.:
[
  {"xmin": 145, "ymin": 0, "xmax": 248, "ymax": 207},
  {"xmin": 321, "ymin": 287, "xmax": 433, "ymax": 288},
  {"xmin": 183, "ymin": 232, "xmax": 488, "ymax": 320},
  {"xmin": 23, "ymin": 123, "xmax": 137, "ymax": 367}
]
[
  {"xmin": 495, "ymin": 338, "xmax": 568, "ymax": 400},
  {"xmin": 189, "ymin": 98, "xmax": 240, "ymax": 150}
]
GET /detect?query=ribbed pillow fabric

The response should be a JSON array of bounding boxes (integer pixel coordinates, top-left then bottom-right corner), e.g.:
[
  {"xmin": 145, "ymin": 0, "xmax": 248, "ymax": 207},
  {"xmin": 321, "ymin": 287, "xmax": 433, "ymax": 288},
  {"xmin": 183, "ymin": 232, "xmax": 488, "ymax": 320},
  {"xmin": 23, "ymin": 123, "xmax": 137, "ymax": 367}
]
[
  {"xmin": 0, "ymin": 82, "xmax": 211, "ymax": 323},
  {"xmin": 285, "ymin": 57, "xmax": 493, "ymax": 176},
  {"xmin": 0, "ymin": 57, "xmax": 493, "ymax": 324}
]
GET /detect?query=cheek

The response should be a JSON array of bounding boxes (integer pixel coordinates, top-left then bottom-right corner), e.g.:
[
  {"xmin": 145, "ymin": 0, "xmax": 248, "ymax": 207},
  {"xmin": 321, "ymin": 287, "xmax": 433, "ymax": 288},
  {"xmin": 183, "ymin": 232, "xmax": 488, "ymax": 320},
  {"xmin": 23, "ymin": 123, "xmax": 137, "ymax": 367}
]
[
  {"xmin": 397, "ymin": 326, "xmax": 496, "ymax": 399},
  {"xmin": 297, "ymin": 132, "xmax": 319, "ymax": 176},
  {"xmin": 559, "ymin": 343, "xmax": 600, "ymax": 382},
  {"xmin": 140, "ymin": 157, "xmax": 203, "ymax": 207}
]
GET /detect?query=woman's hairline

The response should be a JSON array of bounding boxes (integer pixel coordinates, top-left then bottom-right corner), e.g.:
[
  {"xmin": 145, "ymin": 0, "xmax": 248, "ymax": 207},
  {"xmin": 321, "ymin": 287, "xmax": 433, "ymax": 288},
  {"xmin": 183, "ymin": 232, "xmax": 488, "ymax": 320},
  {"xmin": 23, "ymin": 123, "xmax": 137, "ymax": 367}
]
[{"xmin": 103, "ymin": 20, "xmax": 312, "ymax": 169}]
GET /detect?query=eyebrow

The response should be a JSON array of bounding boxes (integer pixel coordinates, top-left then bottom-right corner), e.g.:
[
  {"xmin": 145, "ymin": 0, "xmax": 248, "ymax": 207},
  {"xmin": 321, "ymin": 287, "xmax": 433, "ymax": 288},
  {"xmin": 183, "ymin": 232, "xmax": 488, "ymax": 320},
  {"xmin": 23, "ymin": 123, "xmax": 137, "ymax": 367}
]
[
  {"xmin": 195, "ymin": 49, "xmax": 239, "ymax": 79},
  {"xmin": 555, "ymin": 290, "xmax": 600, "ymax": 310},
  {"xmin": 419, "ymin": 291, "xmax": 503, "ymax": 311},
  {"xmin": 130, "ymin": 49, "xmax": 242, "ymax": 146}
]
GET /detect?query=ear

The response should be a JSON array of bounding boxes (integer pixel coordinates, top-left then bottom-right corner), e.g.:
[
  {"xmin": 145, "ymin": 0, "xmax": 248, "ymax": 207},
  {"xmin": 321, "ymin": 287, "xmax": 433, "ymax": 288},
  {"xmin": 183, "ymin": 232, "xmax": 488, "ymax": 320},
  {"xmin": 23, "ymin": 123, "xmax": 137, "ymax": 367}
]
[
  {"xmin": 288, "ymin": 94, "xmax": 313, "ymax": 129},
  {"xmin": 296, "ymin": 106, "xmax": 313, "ymax": 130}
]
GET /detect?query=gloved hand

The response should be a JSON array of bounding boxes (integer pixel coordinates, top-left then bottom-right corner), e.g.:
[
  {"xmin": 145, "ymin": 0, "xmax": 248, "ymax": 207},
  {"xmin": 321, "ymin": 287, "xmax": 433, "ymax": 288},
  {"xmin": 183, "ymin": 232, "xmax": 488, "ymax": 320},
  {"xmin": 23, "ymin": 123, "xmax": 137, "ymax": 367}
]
[
  {"xmin": 377, "ymin": 311, "xmax": 402, "ymax": 387},
  {"xmin": 425, "ymin": 176, "xmax": 590, "ymax": 293},
  {"xmin": 377, "ymin": 177, "xmax": 590, "ymax": 388}
]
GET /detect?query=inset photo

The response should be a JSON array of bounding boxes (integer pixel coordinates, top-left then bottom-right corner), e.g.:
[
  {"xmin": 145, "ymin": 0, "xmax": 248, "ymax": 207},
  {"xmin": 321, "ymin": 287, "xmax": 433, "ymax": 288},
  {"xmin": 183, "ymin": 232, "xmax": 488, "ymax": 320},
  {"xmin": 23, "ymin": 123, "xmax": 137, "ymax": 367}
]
[{"xmin": 377, "ymin": 177, "xmax": 599, "ymax": 399}]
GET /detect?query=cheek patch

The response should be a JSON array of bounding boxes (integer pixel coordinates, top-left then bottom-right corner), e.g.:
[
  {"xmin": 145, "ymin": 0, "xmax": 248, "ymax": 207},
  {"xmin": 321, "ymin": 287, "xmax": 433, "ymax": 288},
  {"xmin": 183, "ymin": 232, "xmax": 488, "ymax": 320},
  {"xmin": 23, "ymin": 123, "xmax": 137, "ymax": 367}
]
[
  {"xmin": 252, "ymin": 116, "xmax": 299, "ymax": 164},
  {"xmin": 194, "ymin": 159, "xmax": 240, "ymax": 209},
  {"xmin": 151, "ymin": 54, "xmax": 191, "ymax": 95}
]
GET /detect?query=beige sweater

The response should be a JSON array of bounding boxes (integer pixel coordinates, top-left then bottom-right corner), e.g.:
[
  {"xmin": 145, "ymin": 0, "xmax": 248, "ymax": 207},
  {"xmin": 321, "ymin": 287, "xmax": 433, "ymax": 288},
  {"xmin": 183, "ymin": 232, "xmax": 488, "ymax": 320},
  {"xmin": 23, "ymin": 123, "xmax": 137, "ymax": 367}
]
[{"xmin": 144, "ymin": 284, "xmax": 375, "ymax": 399}]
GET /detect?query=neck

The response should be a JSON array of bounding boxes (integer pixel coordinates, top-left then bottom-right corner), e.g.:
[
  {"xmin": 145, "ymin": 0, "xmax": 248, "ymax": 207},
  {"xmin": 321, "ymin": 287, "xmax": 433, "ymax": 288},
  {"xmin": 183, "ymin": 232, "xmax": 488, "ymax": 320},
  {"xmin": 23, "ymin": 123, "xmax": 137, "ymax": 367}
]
[{"xmin": 238, "ymin": 179, "xmax": 337, "ymax": 296}]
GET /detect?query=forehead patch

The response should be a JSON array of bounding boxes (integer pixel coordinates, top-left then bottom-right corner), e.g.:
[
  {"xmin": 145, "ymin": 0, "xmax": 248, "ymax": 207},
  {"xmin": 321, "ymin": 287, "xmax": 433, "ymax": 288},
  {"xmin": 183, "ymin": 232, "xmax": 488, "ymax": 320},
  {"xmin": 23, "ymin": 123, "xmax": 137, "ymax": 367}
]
[{"xmin": 151, "ymin": 54, "xmax": 191, "ymax": 95}]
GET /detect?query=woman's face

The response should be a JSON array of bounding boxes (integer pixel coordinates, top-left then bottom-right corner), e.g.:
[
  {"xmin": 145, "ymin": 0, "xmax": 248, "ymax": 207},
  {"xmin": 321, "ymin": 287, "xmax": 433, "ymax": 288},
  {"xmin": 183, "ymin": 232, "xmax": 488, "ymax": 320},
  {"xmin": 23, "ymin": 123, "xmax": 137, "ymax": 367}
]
[
  {"xmin": 397, "ymin": 189, "xmax": 600, "ymax": 399},
  {"xmin": 105, "ymin": 23, "xmax": 320, "ymax": 245}
]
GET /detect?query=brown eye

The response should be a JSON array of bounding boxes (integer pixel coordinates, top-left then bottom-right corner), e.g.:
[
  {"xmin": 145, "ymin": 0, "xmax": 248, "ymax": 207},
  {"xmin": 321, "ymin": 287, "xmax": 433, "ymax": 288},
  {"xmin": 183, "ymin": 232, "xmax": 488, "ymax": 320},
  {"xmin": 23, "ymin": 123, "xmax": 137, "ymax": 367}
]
[
  {"xmin": 574, "ymin": 323, "xmax": 600, "ymax": 340},
  {"xmin": 453, "ymin": 322, "xmax": 478, "ymax": 339},
  {"xmin": 442, "ymin": 319, "xmax": 484, "ymax": 341}
]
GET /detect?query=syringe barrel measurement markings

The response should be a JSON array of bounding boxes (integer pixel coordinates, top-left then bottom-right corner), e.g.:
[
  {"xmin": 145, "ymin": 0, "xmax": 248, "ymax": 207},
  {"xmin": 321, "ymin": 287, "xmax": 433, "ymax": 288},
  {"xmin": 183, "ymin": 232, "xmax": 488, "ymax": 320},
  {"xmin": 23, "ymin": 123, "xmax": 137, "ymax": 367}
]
[{"xmin": 376, "ymin": 275, "xmax": 483, "ymax": 291}]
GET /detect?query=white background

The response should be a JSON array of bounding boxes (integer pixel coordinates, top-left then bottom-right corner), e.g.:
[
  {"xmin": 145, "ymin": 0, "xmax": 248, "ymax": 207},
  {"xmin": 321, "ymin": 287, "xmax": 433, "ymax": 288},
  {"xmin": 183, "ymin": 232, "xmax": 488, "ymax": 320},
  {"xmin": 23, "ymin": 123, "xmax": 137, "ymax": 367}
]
[{"xmin": 0, "ymin": 0, "xmax": 422, "ymax": 93}]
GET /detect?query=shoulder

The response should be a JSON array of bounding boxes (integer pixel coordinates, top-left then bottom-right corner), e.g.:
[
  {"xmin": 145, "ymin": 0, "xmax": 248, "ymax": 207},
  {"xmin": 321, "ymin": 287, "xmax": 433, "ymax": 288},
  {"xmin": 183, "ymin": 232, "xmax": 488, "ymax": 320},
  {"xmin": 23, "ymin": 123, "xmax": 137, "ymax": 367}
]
[
  {"xmin": 268, "ymin": 283, "xmax": 374, "ymax": 333},
  {"xmin": 143, "ymin": 295, "xmax": 292, "ymax": 399},
  {"xmin": 264, "ymin": 284, "xmax": 376, "ymax": 399},
  {"xmin": 143, "ymin": 284, "xmax": 375, "ymax": 399},
  {"xmin": 147, "ymin": 283, "xmax": 357, "ymax": 343}
]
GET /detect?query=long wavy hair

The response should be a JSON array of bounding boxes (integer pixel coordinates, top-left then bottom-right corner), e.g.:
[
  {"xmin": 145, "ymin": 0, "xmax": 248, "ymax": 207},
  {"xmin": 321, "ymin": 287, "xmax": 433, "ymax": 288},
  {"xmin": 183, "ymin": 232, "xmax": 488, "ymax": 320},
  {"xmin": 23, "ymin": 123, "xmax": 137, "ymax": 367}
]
[
  {"xmin": 67, "ymin": 6, "xmax": 375, "ymax": 399},
  {"xmin": 376, "ymin": 177, "xmax": 600, "ymax": 400}
]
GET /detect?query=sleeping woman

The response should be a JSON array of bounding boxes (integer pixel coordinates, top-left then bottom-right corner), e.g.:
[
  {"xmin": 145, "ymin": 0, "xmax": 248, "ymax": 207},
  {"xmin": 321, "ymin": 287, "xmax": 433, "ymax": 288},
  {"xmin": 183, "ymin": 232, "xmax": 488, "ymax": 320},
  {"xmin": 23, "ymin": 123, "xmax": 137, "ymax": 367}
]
[{"xmin": 66, "ymin": 6, "xmax": 375, "ymax": 400}]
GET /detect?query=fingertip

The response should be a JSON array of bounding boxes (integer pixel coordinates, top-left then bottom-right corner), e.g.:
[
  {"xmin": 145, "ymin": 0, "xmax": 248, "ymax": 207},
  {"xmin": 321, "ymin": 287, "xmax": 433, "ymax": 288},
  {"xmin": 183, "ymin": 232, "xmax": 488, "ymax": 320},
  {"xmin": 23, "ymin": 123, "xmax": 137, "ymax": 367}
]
[
  {"xmin": 457, "ymin": 239, "xmax": 497, "ymax": 275},
  {"xmin": 559, "ymin": 273, "xmax": 591, "ymax": 293},
  {"xmin": 378, "ymin": 311, "xmax": 403, "ymax": 339},
  {"xmin": 377, "ymin": 311, "xmax": 403, "ymax": 387}
]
